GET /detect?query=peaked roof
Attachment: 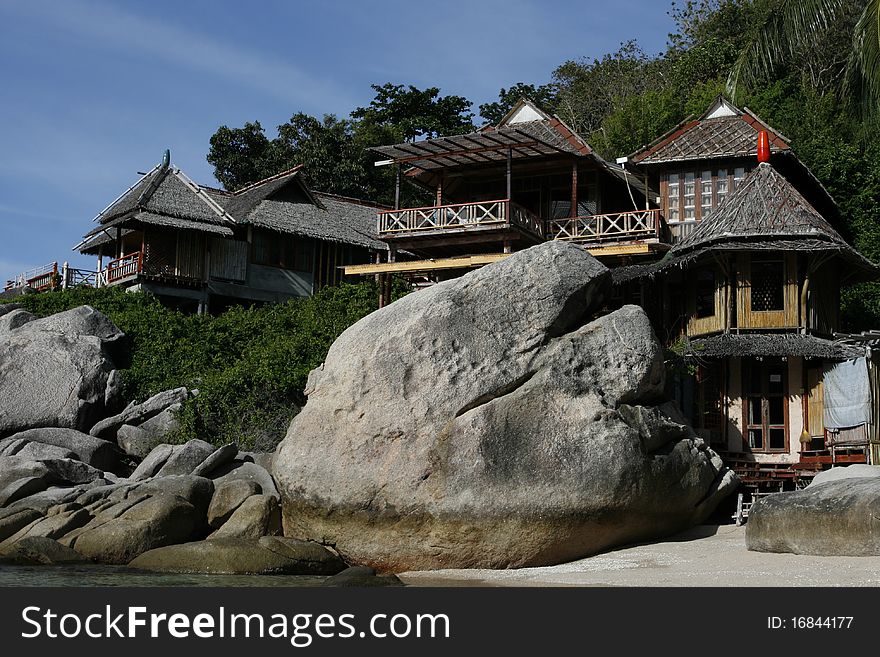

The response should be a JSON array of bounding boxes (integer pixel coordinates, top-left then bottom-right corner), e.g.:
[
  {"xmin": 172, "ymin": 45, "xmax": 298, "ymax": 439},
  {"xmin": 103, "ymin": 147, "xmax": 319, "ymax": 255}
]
[
  {"xmin": 370, "ymin": 98, "xmax": 592, "ymax": 172},
  {"xmin": 673, "ymin": 162, "xmax": 846, "ymax": 253},
  {"xmin": 77, "ymin": 159, "xmax": 385, "ymax": 253},
  {"xmin": 613, "ymin": 163, "xmax": 877, "ymax": 282},
  {"xmin": 630, "ymin": 96, "xmax": 789, "ymax": 165}
]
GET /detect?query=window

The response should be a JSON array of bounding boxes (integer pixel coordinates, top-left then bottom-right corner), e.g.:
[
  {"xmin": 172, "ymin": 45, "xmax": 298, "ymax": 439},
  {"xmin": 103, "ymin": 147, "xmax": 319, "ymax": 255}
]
[
  {"xmin": 684, "ymin": 172, "xmax": 696, "ymax": 219},
  {"xmin": 715, "ymin": 169, "xmax": 728, "ymax": 205},
  {"xmin": 252, "ymin": 231, "xmax": 313, "ymax": 271},
  {"xmin": 695, "ymin": 268, "xmax": 716, "ymax": 318},
  {"xmin": 751, "ymin": 257, "xmax": 785, "ymax": 312},
  {"xmin": 734, "ymin": 166, "xmax": 746, "ymax": 189},
  {"xmin": 667, "ymin": 173, "xmax": 680, "ymax": 222},
  {"xmin": 744, "ymin": 360, "xmax": 788, "ymax": 452},
  {"xmin": 700, "ymin": 170, "xmax": 713, "ymax": 218}
]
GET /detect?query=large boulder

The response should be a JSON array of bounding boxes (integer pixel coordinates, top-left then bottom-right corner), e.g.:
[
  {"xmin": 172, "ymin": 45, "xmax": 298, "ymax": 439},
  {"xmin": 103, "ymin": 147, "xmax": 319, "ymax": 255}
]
[
  {"xmin": 116, "ymin": 404, "xmax": 182, "ymax": 458},
  {"xmin": 0, "ymin": 306, "xmax": 123, "ymax": 435},
  {"xmin": 273, "ymin": 242, "xmax": 736, "ymax": 571},
  {"xmin": 209, "ymin": 494, "xmax": 281, "ymax": 539},
  {"xmin": 747, "ymin": 477, "xmax": 880, "ymax": 556}
]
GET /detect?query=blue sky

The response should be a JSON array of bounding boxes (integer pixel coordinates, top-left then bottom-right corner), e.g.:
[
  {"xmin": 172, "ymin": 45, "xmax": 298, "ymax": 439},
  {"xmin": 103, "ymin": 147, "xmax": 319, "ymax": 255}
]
[{"xmin": 0, "ymin": 0, "xmax": 675, "ymax": 281}]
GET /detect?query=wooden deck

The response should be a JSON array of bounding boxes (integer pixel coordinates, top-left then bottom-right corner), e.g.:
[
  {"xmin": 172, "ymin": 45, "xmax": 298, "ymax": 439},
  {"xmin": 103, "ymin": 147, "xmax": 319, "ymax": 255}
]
[{"xmin": 378, "ymin": 199, "xmax": 543, "ymax": 239}]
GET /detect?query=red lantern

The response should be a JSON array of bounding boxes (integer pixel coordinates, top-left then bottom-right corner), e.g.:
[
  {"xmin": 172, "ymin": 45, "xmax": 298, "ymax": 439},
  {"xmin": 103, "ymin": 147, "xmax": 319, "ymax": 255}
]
[{"xmin": 757, "ymin": 130, "xmax": 770, "ymax": 163}]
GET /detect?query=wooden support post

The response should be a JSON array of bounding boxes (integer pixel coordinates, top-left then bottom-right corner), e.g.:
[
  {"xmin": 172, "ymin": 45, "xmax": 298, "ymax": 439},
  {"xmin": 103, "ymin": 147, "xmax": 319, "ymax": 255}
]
[
  {"xmin": 96, "ymin": 246, "xmax": 103, "ymax": 288},
  {"xmin": 503, "ymin": 239, "xmax": 512, "ymax": 254},
  {"xmin": 61, "ymin": 261, "xmax": 69, "ymax": 289},
  {"xmin": 389, "ymin": 246, "xmax": 397, "ymax": 263},
  {"xmin": 571, "ymin": 161, "xmax": 578, "ymax": 218},
  {"xmin": 394, "ymin": 165, "xmax": 401, "ymax": 210},
  {"xmin": 115, "ymin": 228, "xmax": 122, "ymax": 258},
  {"xmin": 506, "ymin": 148, "xmax": 512, "ymax": 200},
  {"xmin": 436, "ymin": 176, "xmax": 443, "ymax": 207}
]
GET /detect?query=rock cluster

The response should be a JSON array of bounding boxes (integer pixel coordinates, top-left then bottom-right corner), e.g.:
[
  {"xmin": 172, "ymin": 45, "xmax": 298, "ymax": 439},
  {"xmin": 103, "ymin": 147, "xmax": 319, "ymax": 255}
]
[
  {"xmin": 274, "ymin": 241, "xmax": 737, "ymax": 571},
  {"xmin": 0, "ymin": 304, "xmax": 342, "ymax": 577}
]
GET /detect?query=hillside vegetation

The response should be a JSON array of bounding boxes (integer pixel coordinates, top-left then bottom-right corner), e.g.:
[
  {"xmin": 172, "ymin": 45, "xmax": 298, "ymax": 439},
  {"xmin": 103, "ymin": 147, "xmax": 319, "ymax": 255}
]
[{"xmin": 3, "ymin": 283, "xmax": 395, "ymax": 449}]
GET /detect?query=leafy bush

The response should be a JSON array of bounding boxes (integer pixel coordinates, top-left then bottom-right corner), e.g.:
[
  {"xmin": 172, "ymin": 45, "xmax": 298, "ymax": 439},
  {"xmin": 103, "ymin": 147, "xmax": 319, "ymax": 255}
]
[{"xmin": 2, "ymin": 281, "xmax": 399, "ymax": 449}]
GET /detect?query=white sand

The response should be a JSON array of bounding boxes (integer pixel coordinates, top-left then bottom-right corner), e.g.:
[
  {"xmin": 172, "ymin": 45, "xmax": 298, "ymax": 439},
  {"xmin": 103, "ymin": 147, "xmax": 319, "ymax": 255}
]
[{"xmin": 399, "ymin": 525, "xmax": 880, "ymax": 587}]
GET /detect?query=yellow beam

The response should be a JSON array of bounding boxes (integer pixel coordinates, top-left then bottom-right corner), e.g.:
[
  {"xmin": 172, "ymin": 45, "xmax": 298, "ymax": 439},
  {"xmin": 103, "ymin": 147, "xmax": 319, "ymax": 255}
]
[
  {"xmin": 587, "ymin": 243, "xmax": 652, "ymax": 257},
  {"xmin": 344, "ymin": 253, "xmax": 510, "ymax": 276}
]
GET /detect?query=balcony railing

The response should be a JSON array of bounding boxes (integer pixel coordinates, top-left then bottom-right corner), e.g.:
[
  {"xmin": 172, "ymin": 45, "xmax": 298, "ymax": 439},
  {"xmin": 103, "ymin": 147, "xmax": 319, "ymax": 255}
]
[
  {"xmin": 377, "ymin": 199, "xmax": 543, "ymax": 238},
  {"xmin": 547, "ymin": 209, "xmax": 661, "ymax": 245},
  {"xmin": 4, "ymin": 262, "xmax": 59, "ymax": 292},
  {"xmin": 105, "ymin": 251, "xmax": 143, "ymax": 284}
]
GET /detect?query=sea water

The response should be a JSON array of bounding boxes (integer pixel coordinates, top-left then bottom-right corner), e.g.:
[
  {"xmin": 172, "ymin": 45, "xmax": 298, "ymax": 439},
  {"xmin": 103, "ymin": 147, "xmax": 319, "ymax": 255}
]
[{"xmin": 0, "ymin": 564, "xmax": 326, "ymax": 587}]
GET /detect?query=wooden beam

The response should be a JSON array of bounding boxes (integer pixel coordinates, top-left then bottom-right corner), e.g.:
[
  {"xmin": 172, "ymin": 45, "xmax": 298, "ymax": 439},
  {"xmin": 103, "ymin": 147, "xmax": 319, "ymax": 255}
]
[
  {"xmin": 586, "ymin": 243, "xmax": 652, "ymax": 257},
  {"xmin": 343, "ymin": 253, "xmax": 511, "ymax": 276},
  {"xmin": 571, "ymin": 161, "xmax": 578, "ymax": 218}
]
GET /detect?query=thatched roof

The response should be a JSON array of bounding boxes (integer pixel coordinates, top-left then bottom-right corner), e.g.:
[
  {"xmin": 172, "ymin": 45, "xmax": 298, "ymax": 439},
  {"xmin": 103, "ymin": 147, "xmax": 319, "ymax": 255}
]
[
  {"xmin": 677, "ymin": 333, "xmax": 865, "ymax": 360},
  {"xmin": 77, "ymin": 161, "xmax": 386, "ymax": 254},
  {"xmin": 613, "ymin": 163, "xmax": 877, "ymax": 282},
  {"xmin": 630, "ymin": 96, "xmax": 789, "ymax": 165}
]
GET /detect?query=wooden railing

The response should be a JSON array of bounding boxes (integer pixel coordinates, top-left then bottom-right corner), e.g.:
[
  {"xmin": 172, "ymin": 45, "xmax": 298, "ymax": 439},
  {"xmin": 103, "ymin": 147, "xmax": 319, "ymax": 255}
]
[
  {"xmin": 4, "ymin": 262, "xmax": 59, "ymax": 292},
  {"xmin": 547, "ymin": 209, "xmax": 661, "ymax": 244},
  {"xmin": 377, "ymin": 199, "xmax": 543, "ymax": 238},
  {"xmin": 105, "ymin": 251, "xmax": 143, "ymax": 284}
]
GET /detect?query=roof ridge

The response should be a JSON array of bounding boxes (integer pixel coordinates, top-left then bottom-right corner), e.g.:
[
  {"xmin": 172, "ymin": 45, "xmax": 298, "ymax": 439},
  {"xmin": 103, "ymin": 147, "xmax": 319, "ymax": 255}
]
[
  {"xmin": 313, "ymin": 191, "xmax": 391, "ymax": 209},
  {"xmin": 171, "ymin": 168, "xmax": 237, "ymax": 224},
  {"xmin": 233, "ymin": 165, "xmax": 304, "ymax": 196},
  {"xmin": 93, "ymin": 162, "xmax": 163, "ymax": 223}
]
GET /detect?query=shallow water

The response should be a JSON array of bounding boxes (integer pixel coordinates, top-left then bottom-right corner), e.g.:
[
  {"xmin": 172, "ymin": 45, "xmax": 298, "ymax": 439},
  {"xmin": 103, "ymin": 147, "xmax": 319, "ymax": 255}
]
[{"xmin": 0, "ymin": 564, "xmax": 327, "ymax": 587}]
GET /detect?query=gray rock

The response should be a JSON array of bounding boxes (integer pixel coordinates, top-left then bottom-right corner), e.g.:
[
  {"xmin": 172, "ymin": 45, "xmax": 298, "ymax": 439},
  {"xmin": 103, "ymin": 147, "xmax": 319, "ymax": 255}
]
[
  {"xmin": 0, "ymin": 508, "xmax": 42, "ymax": 542},
  {"xmin": 211, "ymin": 461, "xmax": 278, "ymax": 500},
  {"xmin": 747, "ymin": 478, "xmax": 880, "ymax": 556},
  {"xmin": 128, "ymin": 537, "xmax": 345, "ymax": 575},
  {"xmin": 810, "ymin": 464, "xmax": 880, "ymax": 487},
  {"xmin": 0, "ymin": 308, "xmax": 36, "ymax": 332},
  {"xmin": 191, "ymin": 443, "xmax": 238, "ymax": 478},
  {"xmin": 154, "ymin": 440, "xmax": 216, "ymax": 477},
  {"xmin": 0, "ymin": 536, "xmax": 88, "ymax": 565},
  {"xmin": 210, "ymin": 494, "xmax": 280, "ymax": 539},
  {"xmin": 89, "ymin": 387, "xmax": 188, "ymax": 440},
  {"xmin": 9, "ymin": 484, "xmax": 98, "ymax": 513},
  {"xmin": 322, "ymin": 566, "xmax": 405, "ymax": 587},
  {"xmin": 129, "ymin": 475, "xmax": 214, "ymax": 517},
  {"xmin": 129, "ymin": 444, "xmax": 174, "ymax": 481},
  {"xmin": 3, "ymin": 428, "xmax": 120, "ymax": 471},
  {"xmin": 0, "ymin": 306, "xmax": 122, "ymax": 434},
  {"xmin": 207, "ymin": 479, "xmax": 260, "ymax": 529},
  {"xmin": 117, "ymin": 404, "xmax": 183, "ymax": 458},
  {"xmin": 68, "ymin": 493, "xmax": 204, "ymax": 564},
  {"xmin": 273, "ymin": 242, "xmax": 737, "ymax": 571},
  {"xmin": 104, "ymin": 369, "xmax": 124, "ymax": 414},
  {"xmin": 0, "ymin": 477, "xmax": 50, "ymax": 508},
  {"xmin": 0, "ymin": 303, "xmax": 23, "ymax": 318},
  {"xmin": 1, "ymin": 506, "xmax": 92, "ymax": 545},
  {"xmin": 239, "ymin": 451, "xmax": 274, "ymax": 472},
  {"xmin": 14, "ymin": 442, "xmax": 77, "ymax": 461}
]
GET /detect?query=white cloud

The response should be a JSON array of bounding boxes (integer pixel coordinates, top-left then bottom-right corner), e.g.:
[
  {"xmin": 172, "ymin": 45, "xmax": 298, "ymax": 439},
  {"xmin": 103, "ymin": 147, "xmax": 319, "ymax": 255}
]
[{"xmin": 0, "ymin": 0, "xmax": 356, "ymax": 112}]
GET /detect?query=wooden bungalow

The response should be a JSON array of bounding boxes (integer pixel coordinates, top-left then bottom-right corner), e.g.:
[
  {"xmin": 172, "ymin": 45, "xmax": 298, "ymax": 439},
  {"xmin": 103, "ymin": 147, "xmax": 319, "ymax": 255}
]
[
  {"xmin": 75, "ymin": 153, "xmax": 385, "ymax": 312},
  {"xmin": 345, "ymin": 99, "xmax": 658, "ymax": 303}
]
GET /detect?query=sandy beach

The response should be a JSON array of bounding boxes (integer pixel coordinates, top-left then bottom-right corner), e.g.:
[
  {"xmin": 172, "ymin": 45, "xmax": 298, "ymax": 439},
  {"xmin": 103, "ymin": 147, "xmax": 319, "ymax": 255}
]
[{"xmin": 400, "ymin": 524, "xmax": 880, "ymax": 587}]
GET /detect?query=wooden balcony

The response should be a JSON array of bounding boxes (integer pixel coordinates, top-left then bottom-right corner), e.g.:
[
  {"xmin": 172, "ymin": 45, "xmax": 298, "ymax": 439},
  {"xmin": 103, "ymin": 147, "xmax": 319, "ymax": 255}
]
[
  {"xmin": 547, "ymin": 209, "xmax": 662, "ymax": 246},
  {"xmin": 377, "ymin": 199, "xmax": 543, "ymax": 239},
  {"xmin": 105, "ymin": 251, "xmax": 143, "ymax": 284}
]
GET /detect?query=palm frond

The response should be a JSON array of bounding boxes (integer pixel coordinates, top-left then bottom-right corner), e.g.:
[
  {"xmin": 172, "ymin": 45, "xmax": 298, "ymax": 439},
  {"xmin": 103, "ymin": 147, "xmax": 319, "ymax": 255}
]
[
  {"xmin": 844, "ymin": 0, "xmax": 880, "ymax": 116},
  {"xmin": 727, "ymin": 0, "xmax": 845, "ymax": 99}
]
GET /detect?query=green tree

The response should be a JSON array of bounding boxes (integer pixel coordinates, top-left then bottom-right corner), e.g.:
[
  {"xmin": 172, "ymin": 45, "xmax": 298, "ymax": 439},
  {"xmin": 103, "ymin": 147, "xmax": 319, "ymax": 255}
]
[
  {"xmin": 351, "ymin": 83, "xmax": 474, "ymax": 144},
  {"xmin": 726, "ymin": 0, "xmax": 878, "ymax": 113},
  {"xmin": 207, "ymin": 121, "xmax": 280, "ymax": 192}
]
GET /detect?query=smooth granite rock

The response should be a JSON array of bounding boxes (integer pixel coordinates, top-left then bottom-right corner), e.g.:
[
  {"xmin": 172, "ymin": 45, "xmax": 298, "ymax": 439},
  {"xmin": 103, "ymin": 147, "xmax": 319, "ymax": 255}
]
[{"xmin": 274, "ymin": 241, "xmax": 737, "ymax": 571}]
